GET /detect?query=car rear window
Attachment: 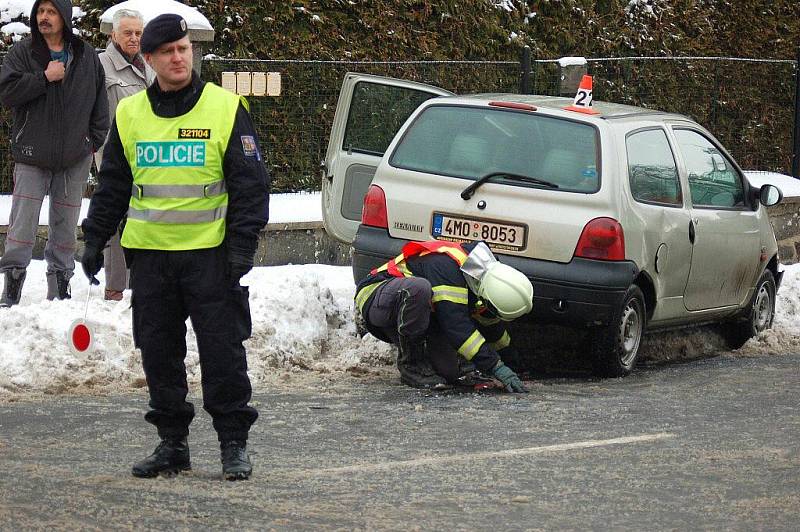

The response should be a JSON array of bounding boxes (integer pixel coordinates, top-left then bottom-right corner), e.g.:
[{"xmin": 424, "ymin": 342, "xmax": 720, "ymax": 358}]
[{"xmin": 389, "ymin": 105, "xmax": 600, "ymax": 193}]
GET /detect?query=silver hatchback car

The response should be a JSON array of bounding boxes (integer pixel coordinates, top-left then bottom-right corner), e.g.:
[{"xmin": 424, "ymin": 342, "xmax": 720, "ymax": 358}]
[{"xmin": 322, "ymin": 73, "xmax": 784, "ymax": 377}]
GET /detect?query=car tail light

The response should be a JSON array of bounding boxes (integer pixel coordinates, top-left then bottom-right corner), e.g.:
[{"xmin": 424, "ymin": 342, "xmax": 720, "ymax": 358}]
[
  {"xmin": 574, "ymin": 217, "xmax": 625, "ymax": 260},
  {"xmin": 362, "ymin": 185, "xmax": 388, "ymax": 228}
]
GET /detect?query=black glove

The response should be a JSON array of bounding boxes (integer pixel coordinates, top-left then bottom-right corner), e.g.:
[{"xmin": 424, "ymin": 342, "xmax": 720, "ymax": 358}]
[
  {"xmin": 81, "ymin": 244, "xmax": 104, "ymax": 286},
  {"xmin": 492, "ymin": 361, "xmax": 529, "ymax": 393},
  {"xmin": 228, "ymin": 261, "xmax": 252, "ymax": 283}
]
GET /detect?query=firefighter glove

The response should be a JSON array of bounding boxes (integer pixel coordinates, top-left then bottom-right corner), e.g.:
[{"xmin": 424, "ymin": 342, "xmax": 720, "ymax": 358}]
[
  {"xmin": 492, "ymin": 361, "xmax": 528, "ymax": 393},
  {"xmin": 81, "ymin": 243, "xmax": 104, "ymax": 286}
]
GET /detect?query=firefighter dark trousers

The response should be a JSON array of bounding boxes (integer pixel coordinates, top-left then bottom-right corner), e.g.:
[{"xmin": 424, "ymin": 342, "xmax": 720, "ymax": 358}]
[
  {"xmin": 366, "ymin": 277, "xmax": 461, "ymax": 380},
  {"xmin": 130, "ymin": 246, "xmax": 258, "ymax": 442}
]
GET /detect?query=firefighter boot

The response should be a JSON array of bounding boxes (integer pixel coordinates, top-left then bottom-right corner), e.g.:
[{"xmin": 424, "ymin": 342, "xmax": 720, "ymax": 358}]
[
  {"xmin": 0, "ymin": 269, "xmax": 26, "ymax": 308},
  {"xmin": 221, "ymin": 440, "xmax": 252, "ymax": 481},
  {"xmin": 131, "ymin": 438, "xmax": 191, "ymax": 478},
  {"xmin": 397, "ymin": 336, "xmax": 450, "ymax": 390},
  {"xmin": 46, "ymin": 271, "xmax": 72, "ymax": 301}
]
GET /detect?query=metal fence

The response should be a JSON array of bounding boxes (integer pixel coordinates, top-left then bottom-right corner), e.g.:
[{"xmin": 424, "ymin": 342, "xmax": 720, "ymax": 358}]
[{"xmin": 0, "ymin": 54, "xmax": 797, "ymax": 194}]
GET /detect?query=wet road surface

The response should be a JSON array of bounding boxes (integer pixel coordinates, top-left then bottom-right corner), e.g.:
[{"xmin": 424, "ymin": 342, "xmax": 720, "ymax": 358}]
[{"xmin": 1, "ymin": 353, "xmax": 798, "ymax": 530}]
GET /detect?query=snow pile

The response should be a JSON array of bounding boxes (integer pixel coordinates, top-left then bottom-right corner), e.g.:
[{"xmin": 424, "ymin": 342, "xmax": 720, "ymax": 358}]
[
  {"xmin": 737, "ymin": 265, "xmax": 800, "ymax": 357},
  {"xmin": 743, "ymin": 171, "xmax": 800, "ymax": 198},
  {"xmin": 99, "ymin": 0, "xmax": 212, "ymax": 31},
  {"xmin": 1, "ymin": 261, "xmax": 798, "ymax": 398},
  {"xmin": 0, "ymin": 261, "xmax": 393, "ymax": 397},
  {"xmin": 0, "ymin": 0, "xmax": 32, "ymax": 24}
]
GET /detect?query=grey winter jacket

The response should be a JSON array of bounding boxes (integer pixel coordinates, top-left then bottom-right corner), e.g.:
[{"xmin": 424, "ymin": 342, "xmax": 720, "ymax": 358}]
[
  {"xmin": 94, "ymin": 41, "xmax": 153, "ymax": 167},
  {"xmin": 0, "ymin": 0, "xmax": 109, "ymax": 170}
]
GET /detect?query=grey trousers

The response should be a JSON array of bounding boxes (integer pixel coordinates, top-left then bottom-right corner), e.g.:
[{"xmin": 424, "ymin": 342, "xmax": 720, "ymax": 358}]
[
  {"xmin": 0, "ymin": 157, "xmax": 92, "ymax": 276},
  {"xmin": 103, "ymin": 229, "xmax": 128, "ymax": 292}
]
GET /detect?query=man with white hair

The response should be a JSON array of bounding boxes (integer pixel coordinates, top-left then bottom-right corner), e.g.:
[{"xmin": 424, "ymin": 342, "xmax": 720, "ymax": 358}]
[{"xmin": 94, "ymin": 8, "xmax": 154, "ymax": 301}]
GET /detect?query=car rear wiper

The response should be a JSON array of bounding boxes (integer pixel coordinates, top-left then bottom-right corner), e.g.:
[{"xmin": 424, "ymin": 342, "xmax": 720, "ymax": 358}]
[{"xmin": 461, "ymin": 171, "xmax": 559, "ymax": 200}]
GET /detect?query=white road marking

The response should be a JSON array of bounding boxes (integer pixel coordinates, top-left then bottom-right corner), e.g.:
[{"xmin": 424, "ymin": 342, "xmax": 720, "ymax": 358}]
[{"xmin": 303, "ymin": 432, "xmax": 676, "ymax": 476}]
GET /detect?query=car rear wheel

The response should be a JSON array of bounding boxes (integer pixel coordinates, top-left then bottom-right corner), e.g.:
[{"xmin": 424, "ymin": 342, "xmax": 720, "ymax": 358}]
[
  {"xmin": 590, "ymin": 285, "xmax": 646, "ymax": 378},
  {"xmin": 723, "ymin": 269, "xmax": 776, "ymax": 350}
]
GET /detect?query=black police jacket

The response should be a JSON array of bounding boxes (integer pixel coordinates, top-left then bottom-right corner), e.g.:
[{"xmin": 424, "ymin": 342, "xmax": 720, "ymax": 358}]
[{"xmin": 82, "ymin": 72, "xmax": 270, "ymax": 265}]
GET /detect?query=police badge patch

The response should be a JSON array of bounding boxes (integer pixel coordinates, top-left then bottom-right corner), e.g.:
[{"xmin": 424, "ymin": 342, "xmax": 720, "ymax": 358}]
[{"xmin": 241, "ymin": 135, "xmax": 260, "ymax": 159}]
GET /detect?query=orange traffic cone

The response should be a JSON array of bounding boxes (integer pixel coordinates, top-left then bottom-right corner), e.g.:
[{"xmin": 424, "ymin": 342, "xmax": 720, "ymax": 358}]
[{"xmin": 564, "ymin": 75, "xmax": 600, "ymax": 115}]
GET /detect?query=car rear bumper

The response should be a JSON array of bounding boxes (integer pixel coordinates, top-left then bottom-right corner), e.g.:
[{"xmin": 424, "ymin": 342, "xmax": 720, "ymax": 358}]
[{"xmin": 353, "ymin": 226, "xmax": 640, "ymax": 327}]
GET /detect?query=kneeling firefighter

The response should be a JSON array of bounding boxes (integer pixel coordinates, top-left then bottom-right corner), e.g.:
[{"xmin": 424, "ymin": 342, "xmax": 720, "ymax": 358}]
[{"xmin": 354, "ymin": 240, "xmax": 533, "ymax": 392}]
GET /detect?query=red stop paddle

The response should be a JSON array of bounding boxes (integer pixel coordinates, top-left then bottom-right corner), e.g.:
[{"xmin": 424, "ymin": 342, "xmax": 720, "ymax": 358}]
[{"xmin": 67, "ymin": 282, "xmax": 94, "ymax": 354}]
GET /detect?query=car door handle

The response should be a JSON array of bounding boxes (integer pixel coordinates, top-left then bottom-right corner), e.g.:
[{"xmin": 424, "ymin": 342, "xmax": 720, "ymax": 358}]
[{"xmin": 689, "ymin": 220, "xmax": 695, "ymax": 244}]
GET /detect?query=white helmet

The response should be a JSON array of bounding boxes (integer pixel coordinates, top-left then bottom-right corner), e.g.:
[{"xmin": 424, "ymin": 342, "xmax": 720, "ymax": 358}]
[{"xmin": 477, "ymin": 262, "xmax": 534, "ymax": 320}]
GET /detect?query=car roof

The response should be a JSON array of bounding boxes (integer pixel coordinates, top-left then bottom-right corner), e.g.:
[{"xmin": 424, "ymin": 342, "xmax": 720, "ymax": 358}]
[{"xmin": 432, "ymin": 93, "xmax": 693, "ymax": 122}]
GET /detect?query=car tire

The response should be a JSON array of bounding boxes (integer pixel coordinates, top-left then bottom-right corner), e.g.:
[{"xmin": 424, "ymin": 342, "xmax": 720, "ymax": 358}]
[
  {"xmin": 722, "ymin": 269, "xmax": 776, "ymax": 350},
  {"xmin": 590, "ymin": 285, "xmax": 646, "ymax": 378}
]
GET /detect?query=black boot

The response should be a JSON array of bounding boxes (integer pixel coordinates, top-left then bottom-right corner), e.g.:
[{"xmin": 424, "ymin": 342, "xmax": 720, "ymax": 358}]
[
  {"xmin": 131, "ymin": 438, "xmax": 191, "ymax": 478},
  {"xmin": 0, "ymin": 269, "xmax": 26, "ymax": 308},
  {"xmin": 397, "ymin": 336, "xmax": 450, "ymax": 390},
  {"xmin": 46, "ymin": 271, "xmax": 71, "ymax": 301},
  {"xmin": 221, "ymin": 440, "xmax": 252, "ymax": 480}
]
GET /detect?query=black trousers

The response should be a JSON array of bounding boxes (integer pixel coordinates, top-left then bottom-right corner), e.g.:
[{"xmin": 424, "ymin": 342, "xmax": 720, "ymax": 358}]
[
  {"xmin": 130, "ymin": 246, "xmax": 258, "ymax": 442},
  {"xmin": 366, "ymin": 277, "xmax": 461, "ymax": 381}
]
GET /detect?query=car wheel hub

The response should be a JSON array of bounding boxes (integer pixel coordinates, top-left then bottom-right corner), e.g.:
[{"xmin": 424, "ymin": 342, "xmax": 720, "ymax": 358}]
[
  {"xmin": 620, "ymin": 303, "xmax": 642, "ymax": 366},
  {"xmin": 753, "ymin": 284, "xmax": 772, "ymax": 332}
]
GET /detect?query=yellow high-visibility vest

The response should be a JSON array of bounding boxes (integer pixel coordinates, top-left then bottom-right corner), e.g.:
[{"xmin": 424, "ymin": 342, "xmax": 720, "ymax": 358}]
[{"xmin": 116, "ymin": 83, "xmax": 247, "ymax": 250}]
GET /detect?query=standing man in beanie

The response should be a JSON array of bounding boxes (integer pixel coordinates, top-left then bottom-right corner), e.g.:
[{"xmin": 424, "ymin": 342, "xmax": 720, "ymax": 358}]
[
  {"xmin": 0, "ymin": 0, "xmax": 108, "ymax": 307},
  {"xmin": 81, "ymin": 14, "xmax": 269, "ymax": 481},
  {"xmin": 95, "ymin": 8, "xmax": 154, "ymax": 302}
]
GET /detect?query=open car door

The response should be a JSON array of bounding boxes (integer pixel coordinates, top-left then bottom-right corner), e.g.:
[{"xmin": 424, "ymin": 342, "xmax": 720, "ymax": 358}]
[{"xmin": 322, "ymin": 73, "xmax": 453, "ymax": 243}]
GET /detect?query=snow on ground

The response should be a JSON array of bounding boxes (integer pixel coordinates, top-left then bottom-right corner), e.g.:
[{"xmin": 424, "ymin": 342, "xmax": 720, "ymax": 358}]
[
  {"xmin": 0, "ymin": 260, "xmax": 393, "ymax": 398},
  {"xmin": 1, "ymin": 260, "xmax": 798, "ymax": 398}
]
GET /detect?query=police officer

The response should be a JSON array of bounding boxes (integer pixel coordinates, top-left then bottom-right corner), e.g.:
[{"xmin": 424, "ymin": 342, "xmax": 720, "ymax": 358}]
[
  {"xmin": 81, "ymin": 14, "xmax": 269, "ymax": 481},
  {"xmin": 355, "ymin": 240, "xmax": 533, "ymax": 392}
]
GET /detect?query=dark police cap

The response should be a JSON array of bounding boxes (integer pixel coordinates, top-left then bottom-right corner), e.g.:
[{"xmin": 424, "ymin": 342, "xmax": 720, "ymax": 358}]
[{"xmin": 140, "ymin": 13, "xmax": 189, "ymax": 54}]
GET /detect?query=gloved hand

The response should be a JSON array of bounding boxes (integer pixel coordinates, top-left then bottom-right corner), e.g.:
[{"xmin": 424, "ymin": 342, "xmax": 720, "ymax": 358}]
[
  {"xmin": 228, "ymin": 262, "xmax": 252, "ymax": 283},
  {"xmin": 81, "ymin": 244, "xmax": 104, "ymax": 286},
  {"xmin": 492, "ymin": 361, "xmax": 529, "ymax": 393}
]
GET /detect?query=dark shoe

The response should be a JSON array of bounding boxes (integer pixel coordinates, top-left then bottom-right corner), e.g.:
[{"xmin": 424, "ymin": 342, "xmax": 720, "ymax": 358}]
[
  {"xmin": 104, "ymin": 288, "xmax": 123, "ymax": 301},
  {"xmin": 0, "ymin": 269, "xmax": 26, "ymax": 308},
  {"xmin": 46, "ymin": 271, "xmax": 71, "ymax": 301},
  {"xmin": 131, "ymin": 438, "xmax": 191, "ymax": 478},
  {"xmin": 221, "ymin": 440, "xmax": 252, "ymax": 480},
  {"xmin": 397, "ymin": 336, "xmax": 451, "ymax": 390}
]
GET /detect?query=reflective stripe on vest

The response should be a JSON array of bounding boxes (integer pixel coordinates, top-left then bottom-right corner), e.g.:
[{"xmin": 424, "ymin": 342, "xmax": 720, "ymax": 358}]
[
  {"xmin": 127, "ymin": 205, "xmax": 228, "ymax": 223},
  {"xmin": 116, "ymin": 83, "xmax": 246, "ymax": 251},
  {"xmin": 131, "ymin": 181, "xmax": 227, "ymax": 199},
  {"xmin": 431, "ymin": 284, "xmax": 469, "ymax": 305},
  {"xmin": 372, "ymin": 241, "xmax": 468, "ymax": 277}
]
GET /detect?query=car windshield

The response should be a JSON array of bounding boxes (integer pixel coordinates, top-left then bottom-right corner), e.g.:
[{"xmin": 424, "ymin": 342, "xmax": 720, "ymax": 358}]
[{"xmin": 389, "ymin": 105, "xmax": 600, "ymax": 193}]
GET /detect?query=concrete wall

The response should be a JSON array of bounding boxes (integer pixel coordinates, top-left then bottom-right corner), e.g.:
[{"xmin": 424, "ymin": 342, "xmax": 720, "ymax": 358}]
[
  {"xmin": 0, "ymin": 221, "xmax": 352, "ymax": 268},
  {"xmin": 767, "ymin": 197, "xmax": 800, "ymax": 265},
  {"xmin": 1, "ymin": 201, "xmax": 797, "ymax": 267}
]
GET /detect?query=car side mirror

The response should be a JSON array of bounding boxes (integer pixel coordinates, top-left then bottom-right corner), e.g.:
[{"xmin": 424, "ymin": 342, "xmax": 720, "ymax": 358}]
[{"xmin": 759, "ymin": 184, "xmax": 783, "ymax": 207}]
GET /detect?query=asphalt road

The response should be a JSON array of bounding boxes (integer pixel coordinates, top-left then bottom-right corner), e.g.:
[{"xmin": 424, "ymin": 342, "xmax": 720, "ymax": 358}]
[{"xmin": 0, "ymin": 353, "xmax": 798, "ymax": 531}]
